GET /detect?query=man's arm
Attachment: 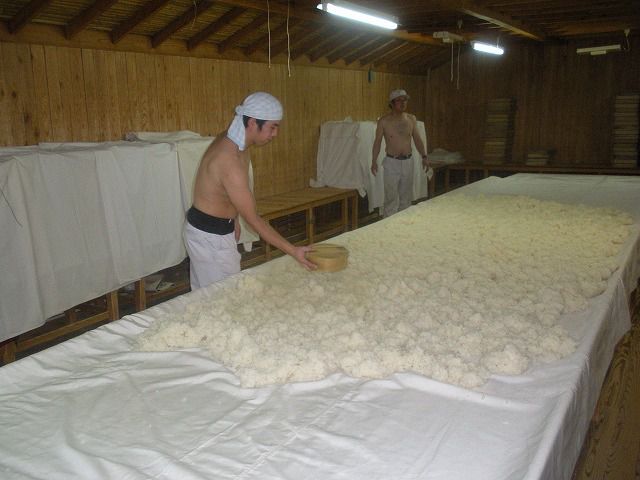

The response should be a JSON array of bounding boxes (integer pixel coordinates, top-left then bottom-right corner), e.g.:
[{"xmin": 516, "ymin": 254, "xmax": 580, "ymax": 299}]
[
  {"xmin": 223, "ymin": 163, "xmax": 316, "ymax": 270},
  {"xmin": 371, "ymin": 119, "xmax": 384, "ymax": 176},
  {"xmin": 411, "ymin": 116, "xmax": 430, "ymax": 169}
]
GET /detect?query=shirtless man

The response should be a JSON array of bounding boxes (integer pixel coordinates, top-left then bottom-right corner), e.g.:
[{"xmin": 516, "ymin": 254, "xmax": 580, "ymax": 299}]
[
  {"xmin": 371, "ymin": 89, "xmax": 429, "ymax": 217},
  {"xmin": 184, "ymin": 91, "xmax": 316, "ymax": 289}
]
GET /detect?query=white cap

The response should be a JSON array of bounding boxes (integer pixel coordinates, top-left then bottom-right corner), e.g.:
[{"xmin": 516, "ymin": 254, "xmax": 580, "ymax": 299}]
[
  {"xmin": 227, "ymin": 92, "xmax": 283, "ymax": 150},
  {"xmin": 389, "ymin": 89, "xmax": 410, "ymax": 102}
]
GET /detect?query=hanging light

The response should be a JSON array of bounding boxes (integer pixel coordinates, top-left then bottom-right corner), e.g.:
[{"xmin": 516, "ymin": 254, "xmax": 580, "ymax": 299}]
[
  {"xmin": 316, "ymin": 1, "xmax": 398, "ymax": 30},
  {"xmin": 472, "ymin": 41, "xmax": 504, "ymax": 55}
]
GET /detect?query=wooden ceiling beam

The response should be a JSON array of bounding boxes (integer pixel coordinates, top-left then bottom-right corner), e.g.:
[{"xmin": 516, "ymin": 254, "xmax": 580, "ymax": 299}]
[
  {"xmin": 343, "ymin": 37, "xmax": 391, "ymax": 65},
  {"xmin": 217, "ymin": 0, "xmax": 442, "ymax": 45},
  {"xmin": 271, "ymin": 23, "xmax": 316, "ymax": 57},
  {"xmin": 291, "ymin": 26, "xmax": 337, "ymax": 60},
  {"xmin": 358, "ymin": 39, "xmax": 404, "ymax": 66},
  {"xmin": 326, "ymin": 33, "xmax": 373, "ymax": 64},
  {"xmin": 152, "ymin": 0, "xmax": 214, "ymax": 48},
  {"xmin": 218, "ymin": 14, "xmax": 268, "ymax": 53},
  {"xmin": 384, "ymin": 44, "xmax": 429, "ymax": 67},
  {"xmin": 455, "ymin": 0, "xmax": 547, "ymax": 41},
  {"xmin": 245, "ymin": 17, "xmax": 302, "ymax": 55},
  {"xmin": 187, "ymin": 7, "xmax": 245, "ymax": 50},
  {"xmin": 7, "ymin": 0, "xmax": 52, "ymax": 34},
  {"xmin": 373, "ymin": 43, "xmax": 424, "ymax": 68},
  {"xmin": 308, "ymin": 32, "xmax": 353, "ymax": 62},
  {"xmin": 65, "ymin": 0, "xmax": 119, "ymax": 39},
  {"xmin": 110, "ymin": 0, "xmax": 171, "ymax": 44}
]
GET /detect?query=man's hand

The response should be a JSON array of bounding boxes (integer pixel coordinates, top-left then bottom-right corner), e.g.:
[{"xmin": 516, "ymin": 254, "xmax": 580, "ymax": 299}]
[
  {"xmin": 294, "ymin": 245, "xmax": 318, "ymax": 270},
  {"xmin": 421, "ymin": 155, "xmax": 430, "ymax": 170},
  {"xmin": 371, "ymin": 162, "xmax": 378, "ymax": 176}
]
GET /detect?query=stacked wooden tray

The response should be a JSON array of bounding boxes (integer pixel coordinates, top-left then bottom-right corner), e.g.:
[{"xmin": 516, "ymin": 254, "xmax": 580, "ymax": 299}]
[
  {"xmin": 525, "ymin": 149, "xmax": 554, "ymax": 166},
  {"xmin": 482, "ymin": 98, "xmax": 517, "ymax": 165},
  {"xmin": 612, "ymin": 93, "xmax": 639, "ymax": 168}
]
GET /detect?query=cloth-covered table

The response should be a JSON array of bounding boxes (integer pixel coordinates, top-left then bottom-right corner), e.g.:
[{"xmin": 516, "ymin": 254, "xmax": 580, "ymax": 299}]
[
  {"xmin": 0, "ymin": 142, "xmax": 185, "ymax": 341},
  {"xmin": 1, "ymin": 174, "xmax": 639, "ymax": 479}
]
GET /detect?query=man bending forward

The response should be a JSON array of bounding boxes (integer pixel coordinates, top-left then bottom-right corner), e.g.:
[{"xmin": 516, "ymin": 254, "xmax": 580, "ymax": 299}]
[{"xmin": 184, "ymin": 92, "xmax": 316, "ymax": 289}]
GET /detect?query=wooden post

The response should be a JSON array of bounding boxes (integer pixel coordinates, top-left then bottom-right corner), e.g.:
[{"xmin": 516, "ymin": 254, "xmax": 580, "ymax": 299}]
[
  {"xmin": 350, "ymin": 192, "xmax": 358, "ymax": 230},
  {"xmin": 134, "ymin": 280, "xmax": 146, "ymax": 311},
  {"xmin": 0, "ymin": 339, "xmax": 17, "ymax": 365},
  {"xmin": 106, "ymin": 290, "xmax": 119, "ymax": 322}
]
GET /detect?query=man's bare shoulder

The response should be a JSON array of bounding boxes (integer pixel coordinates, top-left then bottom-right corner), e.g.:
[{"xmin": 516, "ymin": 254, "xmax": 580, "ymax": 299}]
[{"xmin": 203, "ymin": 136, "xmax": 240, "ymax": 169}]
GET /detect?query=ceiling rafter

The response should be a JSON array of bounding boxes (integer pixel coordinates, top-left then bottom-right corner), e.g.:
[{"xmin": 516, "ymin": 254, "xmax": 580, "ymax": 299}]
[
  {"xmin": 217, "ymin": 0, "xmax": 442, "ymax": 45},
  {"xmin": 291, "ymin": 26, "xmax": 338, "ymax": 61},
  {"xmin": 383, "ymin": 44, "xmax": 428, "ymax": 67},
  {"xmin": 270, "ymin": 23, "xmax": 316, "ymax": 57},
  {"xmin": 6, "ymin": 0, "xmax": 52, "ymax": 34},
  {"xmin": 218, "ymin": 14, "xmax": 268, "ymax": 53},
  {"xmin": 343, "ymin": 37, "xmax": 392, "ymax": 65},
  {"xmin": 187, "ymin": 7, "xmax": 245, "ymax": 51},
  {"xmin": 455, "ymin": 0, "xmax": 547, "ymax": 40},
  {"xmin": 357, "ymin": 39, "xmax": 404, "ymax": 66},
  {"xmin": 152, "ymin": 0, "xmax": 214, "ymax": 48},
  {"xmin": 308, "ymin": 31, "xmax": 353, "ymax": 62},
  {"xmin": 110, "ymin": 0, "xmax": 171, "ymax": 44},
  {"xmin": 373, "ymin": 42, "xmax": 422, "ymax": 67},
  {"xmin": 245, "ymin": 17, "xmax": 302, "ymax": 55},
  {"xmin": 65, "ymin": 0, "xmax": 119, "ymax": 39},
  {"xmin": 326, "ymin": 33, "xmax": 373, "ymax": 64}
]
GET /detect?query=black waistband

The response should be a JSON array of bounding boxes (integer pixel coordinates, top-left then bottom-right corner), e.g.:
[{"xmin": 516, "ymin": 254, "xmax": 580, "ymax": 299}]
[
  {"xmin": 187, "ymin": 206, "xmax": 235, "ymax": 235},
  {"xmin": 387, "ymin": 153, "xmax": 412, "ymax": 160}
]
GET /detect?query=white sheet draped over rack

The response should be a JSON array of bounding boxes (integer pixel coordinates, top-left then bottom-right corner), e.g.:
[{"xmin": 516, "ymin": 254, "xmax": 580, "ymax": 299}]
[
  {"xmin": 126, "ymin": 131, "xmax": 259, "ymax": 250},
  {"xmin": 1, "ymin": 174, "xmax": 638, "ymax": 480},
  {"xmin": 0, "ymin": 142, "xmax": 185, "ymax": 341},
  {"xmin": 312, "ymin": 120, "xmax": 429, "ymax": 212}
]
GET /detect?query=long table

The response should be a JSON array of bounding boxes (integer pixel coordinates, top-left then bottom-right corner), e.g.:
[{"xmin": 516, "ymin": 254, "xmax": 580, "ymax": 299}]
[
  {"xmin": 443, "ymin": 163, "xmax": 640, "ymax": 192},
  {"xmin": 1, "ymin": 174, "xmax": 638, "ymax": 479}
]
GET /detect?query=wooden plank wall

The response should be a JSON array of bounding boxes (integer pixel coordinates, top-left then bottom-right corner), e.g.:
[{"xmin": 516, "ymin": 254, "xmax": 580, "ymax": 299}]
[
  {"xmin": 425, "ymin": 36, "xmax": 640, "ymax": 165},
  {"xmin": 0, "ymin": 40, "xmax": 425, "ymax": 198}
]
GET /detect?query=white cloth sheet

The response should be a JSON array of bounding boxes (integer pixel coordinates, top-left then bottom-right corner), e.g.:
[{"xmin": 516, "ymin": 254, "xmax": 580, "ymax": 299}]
[
  {"xmin": 312, "ymin": 121, "xmax": 429, "ymax": 212},
  {"xmin": 128, "ymin": 131, "xmax": 259, "ymax": 251},
  {"xmin": 0, "ymin": 142, "xmax": 185, "ymax": 341},
  {"xmin": 1, "ymin": 174, "xmax": 639, "ymax": 480}
]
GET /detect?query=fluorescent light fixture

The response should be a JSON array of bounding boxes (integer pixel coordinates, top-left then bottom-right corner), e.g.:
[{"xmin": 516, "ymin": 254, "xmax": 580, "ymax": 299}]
[
  {"xmin": 316, "ymin": 1, "xmax": 398, "ymax": 30},
  {"xmin": 576, "ymin": 44, "xmax": 621, "ymax": 56},
  {"xmin": 472, "ymin": 41, "xmax": 504, "ymax": 55}
]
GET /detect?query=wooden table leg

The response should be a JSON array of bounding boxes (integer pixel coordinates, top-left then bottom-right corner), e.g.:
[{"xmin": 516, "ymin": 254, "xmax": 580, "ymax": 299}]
[
  {"xmin": 350, "ymin": 193, "xmax": 358, "ymax": 230},
  {"xmin": 106, "ymin": 290, "xmax": 119, "ymax": 322},
  {"xmin": 307, "ymin": 207, "xmax": 314, "ymax": 244},
  {"xmin": 341, "ymin": 197, "xmax": 348, "ymax": 233},
  {"xmin": 0, "ymin": 339, "xmax": 16, "ymax": 365},
  {"xmin": 134, "ymin": 280, "xmax": 146, "ymax": 312}
]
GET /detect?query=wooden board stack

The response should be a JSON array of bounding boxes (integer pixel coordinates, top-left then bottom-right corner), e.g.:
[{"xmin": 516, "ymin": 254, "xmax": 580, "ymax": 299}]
[
  {"xmin": 612, "ymin": 93, "xmax": 639, "ymax": 168},
  {"xmin": 526, "ymin": 149, "xmax": 554, "ymax": 166},
  {"xmin": 482, "ymin": 98, "xmax": 517, "ymax": 165}
]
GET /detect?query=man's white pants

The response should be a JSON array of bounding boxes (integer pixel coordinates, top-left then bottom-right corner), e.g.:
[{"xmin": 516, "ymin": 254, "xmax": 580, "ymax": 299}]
[
  {"xmin": 183, "ymin": 222, "xmax": 241, "ymax": 289},
  {"xmin": 382, "ymin": 156, "xmax": 414, "ymax": 217}
]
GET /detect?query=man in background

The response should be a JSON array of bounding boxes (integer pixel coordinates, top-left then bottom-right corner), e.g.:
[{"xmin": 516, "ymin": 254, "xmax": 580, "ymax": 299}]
[
  {"xmin": 184, "ymin": 91, "xmax": 316, "ymax": 289},
  {"xmin": 371, "ymin": 89, "xmax": 430, "ymax": 217}
]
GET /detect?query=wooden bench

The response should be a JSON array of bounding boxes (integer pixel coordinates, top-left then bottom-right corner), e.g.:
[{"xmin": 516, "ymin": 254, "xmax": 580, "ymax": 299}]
[
  {"xmin": 256, "ymin": 187, "xmax": 358, "ymax": 261},
  {"xmin": 1, "ymin": 290, "xmax": 120, "ymax": 364}
]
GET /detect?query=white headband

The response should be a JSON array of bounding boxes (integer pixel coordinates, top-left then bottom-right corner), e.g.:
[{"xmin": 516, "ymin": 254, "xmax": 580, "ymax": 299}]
[{"xmin": 227, "ymin": 92, "xmax": 283, "ymax": 151}]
